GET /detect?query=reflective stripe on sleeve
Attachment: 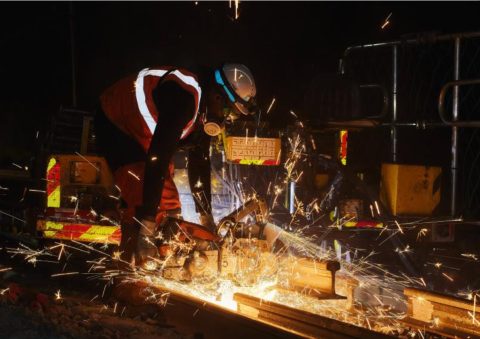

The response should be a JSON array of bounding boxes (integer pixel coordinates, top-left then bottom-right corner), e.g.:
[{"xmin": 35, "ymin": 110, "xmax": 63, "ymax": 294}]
[
  {"xmin": 135, "ymin": 68, "xmax": 167, "ymax": 134},
  {"xmin": 135, "ymin": 68, "xmax": 202, "ymax": 138}
]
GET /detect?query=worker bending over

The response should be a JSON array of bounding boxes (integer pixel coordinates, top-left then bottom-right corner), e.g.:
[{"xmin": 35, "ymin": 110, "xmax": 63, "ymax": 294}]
[{"xmin": 95, "ymin": 64, "xmax": 258, "ymax": 264}]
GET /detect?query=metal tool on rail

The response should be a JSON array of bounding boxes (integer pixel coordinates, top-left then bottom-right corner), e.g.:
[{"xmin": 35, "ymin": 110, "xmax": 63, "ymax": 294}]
[
  {"xmin": 402, "ymin": 287, "xmax": 480, "ymax": 338},
  {"xmin": 156, "ymin": 198, "xmax": 342, "ymax": 299}
]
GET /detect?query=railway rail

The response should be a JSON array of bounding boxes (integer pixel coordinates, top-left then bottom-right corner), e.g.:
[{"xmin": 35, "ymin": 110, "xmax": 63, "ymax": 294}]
[{"xmin": 403, "ymin": 287, "xmax": 480, "ymax": 338}]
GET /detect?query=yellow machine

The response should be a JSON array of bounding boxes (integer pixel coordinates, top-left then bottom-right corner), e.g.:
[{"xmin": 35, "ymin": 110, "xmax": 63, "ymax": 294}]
[
  {"xmin": 380, "ymin": 163, "xmax": 442, "ymax": 216},
  {"xmin": 36, "ymin": 154, "xmax": 122, "ymax": 245}
]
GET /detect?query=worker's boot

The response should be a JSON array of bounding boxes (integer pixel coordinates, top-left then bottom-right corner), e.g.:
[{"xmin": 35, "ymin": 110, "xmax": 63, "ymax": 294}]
[{"xmin": 135, "ymin": 219, "xmax": 158, "ymax": 268}]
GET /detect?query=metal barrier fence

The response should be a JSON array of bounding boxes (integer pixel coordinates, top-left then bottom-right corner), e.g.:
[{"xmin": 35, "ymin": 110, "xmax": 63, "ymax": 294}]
[{"xmin": 339, "ymin": 32, "xmax": 480, "ymax": 218}]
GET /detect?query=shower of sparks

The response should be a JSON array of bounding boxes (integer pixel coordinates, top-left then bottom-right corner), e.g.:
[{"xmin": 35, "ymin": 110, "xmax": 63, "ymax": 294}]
[
  {"xmin": 28, "ymin": 189, "xmax": 46, "ymax": 194},
  {"xmin": 51, "ymin": 272, "xmax": 80, "ymax": 278},
  {"xmin": 0, "ymin": 210, "xmax": 26, "ymax": 224},
  {"xmin": 416, "ymin": 228, "xmax": 428, "ymax": 240},
  {"xmin": 474, "ymin": 293, "xmax": 477, "ymax": 324},
  {"xmin": 395, "ymin": 244, "xmax": 411, "ymax": 254},
  {"xmin": 133, "ymin": 217, "xmax": 153, "ymax": 235},
  {"xmin": 55, "ymin": 289, "xmax": 62, "ymax": 300},
  {"xmin": 4, "ymin": 124, "xmax": 479, "ymax": 338},
  {"xmin": 310, "ymin": 135, "xmax": 317, "ymax": 150},
  {"xmin": 112, "ymin": 251, "xmax": 123, "ymax": 261},
  {"xmin": 100, "ymin": 215, "xmax": 120, "ymax": 227},
  {"xmin": 234, "ymin": 0, "xmax": 239, "ymax": 19},
  {"xmin": 394, "ymin": 220, "xmax": 404, "ymax": 234},
  {"xmin": 75, "ymin": 152, "xmax": 100, "ymax": 171},
  {"xmin": 74, "ymin": 196, "xmax": 80, "ymax": 216},
  {"xmin": 469, "ymin": 311, "xmax": 480, "ymax": 326},
  {"xmin": 266, "ymin": 98, "xmax": 276, "ymax": 114},
  {"xmin": 128, "ymin": 170, "xmax": 141, "ymax": 181},
  {"xmin": 381, "ymin": 12, "xmax": 392, "ymax": 29},
  {"xmin": 57, "ymin": 244, "xmax": 65, "ymax": 261},
  {"xmin": 461, "ymin": 253, "xmax": 479, "ymax": 261},
  {"xmin": 6, "ymin": 211, "xmax": 471, "ymax": 337},
  {"xmin": 441, "ymin": 272, "xmax": 454, "ymax": 282}
]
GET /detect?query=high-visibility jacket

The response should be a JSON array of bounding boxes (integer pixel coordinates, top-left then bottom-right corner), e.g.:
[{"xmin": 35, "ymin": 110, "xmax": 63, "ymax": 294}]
[{"xmin": 100, "ymin": 67, "xmax": 202, "ymax": 152}]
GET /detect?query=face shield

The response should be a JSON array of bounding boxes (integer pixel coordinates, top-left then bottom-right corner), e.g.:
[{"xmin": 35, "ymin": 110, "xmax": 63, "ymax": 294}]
[
  {"xmin": 204, "ymin": 64, "xmax": 257, "ymax": 137},
  {"xmin": 215, "ymin": 63, "xmax": 258, "ymax": 116}
]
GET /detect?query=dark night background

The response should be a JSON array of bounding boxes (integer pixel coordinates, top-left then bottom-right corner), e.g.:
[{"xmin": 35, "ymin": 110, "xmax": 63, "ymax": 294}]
[
  {"xmin": 1, "ymin": 3, "xmax": 480, "ymax": 332},
  {"xmin": 0, "ymin": 1, "xmax": 479, "ymax": 192}
]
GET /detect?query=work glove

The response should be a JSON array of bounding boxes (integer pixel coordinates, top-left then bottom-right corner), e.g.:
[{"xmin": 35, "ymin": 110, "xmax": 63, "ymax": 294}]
[{"xmin": 135, "ymin": 218, "xmax": 158, "ymax": 267}]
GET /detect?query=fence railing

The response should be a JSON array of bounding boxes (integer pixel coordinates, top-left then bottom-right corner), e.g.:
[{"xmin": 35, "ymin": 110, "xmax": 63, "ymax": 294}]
[{"xmin": 339, "ymin": 31, "xmax": 480, "ymax": 218}]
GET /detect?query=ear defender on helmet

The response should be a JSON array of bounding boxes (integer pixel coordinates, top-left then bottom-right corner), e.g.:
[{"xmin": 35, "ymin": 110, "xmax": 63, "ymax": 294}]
[
  {"xmin": 203, "ymin": 120, "xmax": 223, "ymax": 136},
  {"xmin": 202, "ymin": 92, "xmax": 226, "ymax": 137}
]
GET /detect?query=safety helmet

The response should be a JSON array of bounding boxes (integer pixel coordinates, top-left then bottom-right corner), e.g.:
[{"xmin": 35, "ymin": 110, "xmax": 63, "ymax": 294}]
[{"xmin": 214, "ymin": 63, "xmax": 257, "ymax": 116}]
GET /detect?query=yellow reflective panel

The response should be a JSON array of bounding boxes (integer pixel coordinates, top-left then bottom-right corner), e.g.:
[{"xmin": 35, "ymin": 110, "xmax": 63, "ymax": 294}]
[
  {"xmin": 47, "ymin": 186, "xmax": 61, "ymax": 208},
  {"xmin": 339, "ymin": 130, "xmax": 348, "ymax": 166},
  {"xmin": 43, "ymin": 231, "xmax": 57, "ymax": 238},
  {"xmin": 45, "ymin": 221, "xmax": 64, "ymax": 230},
  {"xmin": 47, "ymin": 157, "xmax": 57, "ymax": 172}
]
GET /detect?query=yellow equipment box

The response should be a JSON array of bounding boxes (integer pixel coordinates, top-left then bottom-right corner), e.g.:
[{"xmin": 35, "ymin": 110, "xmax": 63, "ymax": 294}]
[
  {"xmin": 38, "ymin": 154, "xmax": 121, "ymax": 245},
  {"xmin": 380, "ymin": 163, "xmax": 441, "ymax": 216}
]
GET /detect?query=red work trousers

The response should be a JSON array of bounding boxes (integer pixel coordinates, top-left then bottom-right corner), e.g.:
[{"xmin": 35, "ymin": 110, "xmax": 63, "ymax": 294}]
[{"xmin": 114, "ymin": 162, "xmax": 181, "ymax": 262}]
